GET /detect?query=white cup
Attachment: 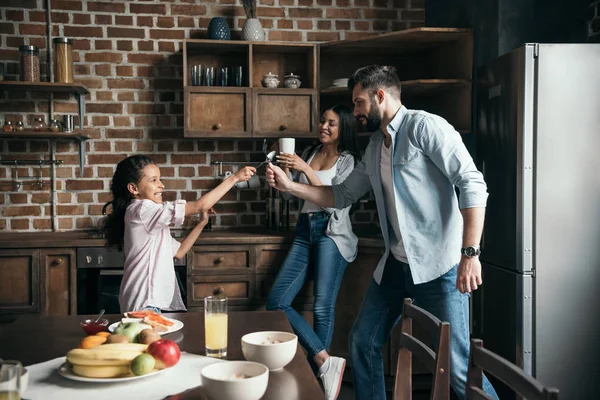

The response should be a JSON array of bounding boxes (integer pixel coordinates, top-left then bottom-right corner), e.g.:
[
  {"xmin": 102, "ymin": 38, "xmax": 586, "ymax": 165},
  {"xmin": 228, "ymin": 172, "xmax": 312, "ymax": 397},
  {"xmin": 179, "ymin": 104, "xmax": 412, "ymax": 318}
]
[{"xmin": 279, "ymin": 138, "xmax": 295, "ymax": 155}]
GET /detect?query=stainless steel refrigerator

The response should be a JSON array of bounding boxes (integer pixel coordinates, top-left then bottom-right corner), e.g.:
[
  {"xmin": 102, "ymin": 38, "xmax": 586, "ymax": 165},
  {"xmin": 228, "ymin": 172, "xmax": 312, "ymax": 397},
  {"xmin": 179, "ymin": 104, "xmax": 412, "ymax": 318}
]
[{"xmin": 474, "ymin": 43, "xmax": 600, "ymax": 399}]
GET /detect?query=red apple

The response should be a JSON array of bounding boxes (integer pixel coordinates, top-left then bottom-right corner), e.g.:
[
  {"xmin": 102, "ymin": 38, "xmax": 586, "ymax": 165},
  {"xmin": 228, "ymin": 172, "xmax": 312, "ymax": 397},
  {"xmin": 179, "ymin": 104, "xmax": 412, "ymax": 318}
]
[{"xmin": 147, "ymin": 339, "xmax": 181, "ymax": 369}]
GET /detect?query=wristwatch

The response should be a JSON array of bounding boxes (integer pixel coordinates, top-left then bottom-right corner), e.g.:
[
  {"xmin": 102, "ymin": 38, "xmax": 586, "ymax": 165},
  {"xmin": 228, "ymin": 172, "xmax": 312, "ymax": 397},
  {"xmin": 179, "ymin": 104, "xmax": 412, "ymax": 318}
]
[{"xmin": 461, "ymin": 245, "xmax": 481, "ymax": 258}]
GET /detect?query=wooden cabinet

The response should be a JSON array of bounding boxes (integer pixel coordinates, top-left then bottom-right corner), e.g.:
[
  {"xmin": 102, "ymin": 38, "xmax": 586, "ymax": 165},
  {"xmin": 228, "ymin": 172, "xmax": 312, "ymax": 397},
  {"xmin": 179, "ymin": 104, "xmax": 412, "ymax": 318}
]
[
  {"xmin": 183, "ymin": 40, "xmax": 318, "ymax": 138},
  {"xmin": 0, "ymin": 249, "xmax": 40, "ymax": 315},
  {"xmin": 40, "ymin": 248, "xmax": 76, "ymax": 316}
]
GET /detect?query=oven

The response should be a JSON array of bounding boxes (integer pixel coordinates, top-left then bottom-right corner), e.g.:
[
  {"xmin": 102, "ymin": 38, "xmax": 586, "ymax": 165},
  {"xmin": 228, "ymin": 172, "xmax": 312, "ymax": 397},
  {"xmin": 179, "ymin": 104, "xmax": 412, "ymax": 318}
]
[{"xmin": 76, "ymin": 247, "xmax": 187, "ymax": 315}]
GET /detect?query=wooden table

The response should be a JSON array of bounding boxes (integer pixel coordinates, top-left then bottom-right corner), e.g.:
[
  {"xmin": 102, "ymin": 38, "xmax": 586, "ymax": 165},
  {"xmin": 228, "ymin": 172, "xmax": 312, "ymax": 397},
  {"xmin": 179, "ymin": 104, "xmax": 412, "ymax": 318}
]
[{"xmin": 0, "ymin": 311, "xmax": 325, "ymax": 400}]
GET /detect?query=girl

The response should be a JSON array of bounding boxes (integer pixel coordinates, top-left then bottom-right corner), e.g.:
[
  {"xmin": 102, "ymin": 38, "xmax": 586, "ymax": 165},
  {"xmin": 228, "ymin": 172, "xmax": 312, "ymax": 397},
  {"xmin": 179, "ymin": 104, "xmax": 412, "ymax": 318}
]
[
  {"xmin": 104, "ymin": 155, "xmax": 255, "ymax": 313},
  {"xmin": 266, "ymin": 105, "xmax": 360, "ymax": 400}
]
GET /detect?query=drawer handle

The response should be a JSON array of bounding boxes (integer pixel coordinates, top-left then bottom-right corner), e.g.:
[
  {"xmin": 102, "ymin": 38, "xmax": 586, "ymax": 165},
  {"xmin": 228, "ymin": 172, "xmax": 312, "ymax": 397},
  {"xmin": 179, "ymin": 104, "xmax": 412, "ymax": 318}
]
[
  {"xmin": 213, "ymin": 123, "xmax": 222, "ymax": 130},
  {"xmin": 52, "ymin": 258, "xmax": 63, "ymax": 266},
  {"xmin": 215, "ymin": 256, "xmax": 225, "ymax": 264},
  {"xmin": 213, "ymin": 287, "xmax": 225, "ymax": 295},
  {"xmin": 279, "ymin": 124, "xmax": 288, "ymax": 131}
]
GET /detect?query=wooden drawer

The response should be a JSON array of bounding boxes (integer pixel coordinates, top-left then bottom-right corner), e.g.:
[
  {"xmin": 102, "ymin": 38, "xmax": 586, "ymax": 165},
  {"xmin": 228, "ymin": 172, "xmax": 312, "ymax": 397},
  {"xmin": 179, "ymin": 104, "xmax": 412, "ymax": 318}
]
[
  {"xmin": 184, "ymin": 87, "xmax": 251, "ymax": 138},
  {"xmin": 187, "ymin": 275, "xmax": 254, "ymax": 307},
  {"xmin": 256, "ymin": 244, "xmax": 290, "ymax": 273},
  {"xmin": 252, "ymin": 88, "xmax": 317, "ymax": 137},
  {"xmin": 188, "ymin": 245, "xmax": 252, "ymax": 275}
]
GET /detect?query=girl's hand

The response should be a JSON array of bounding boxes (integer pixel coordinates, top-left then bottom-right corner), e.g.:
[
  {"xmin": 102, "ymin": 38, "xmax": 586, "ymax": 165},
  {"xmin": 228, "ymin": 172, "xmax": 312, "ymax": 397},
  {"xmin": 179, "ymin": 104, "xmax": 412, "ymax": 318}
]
[
  {"xmin": 233, "ymin": 166, "xmax": 256, "ymax": 183},
  {"xmin": 276, "ymin": 153, "xmax": 308, "ymax": 172},
  {"xmin": 199, "ymin": 208, "xmax": 215, "ymax": 228}
]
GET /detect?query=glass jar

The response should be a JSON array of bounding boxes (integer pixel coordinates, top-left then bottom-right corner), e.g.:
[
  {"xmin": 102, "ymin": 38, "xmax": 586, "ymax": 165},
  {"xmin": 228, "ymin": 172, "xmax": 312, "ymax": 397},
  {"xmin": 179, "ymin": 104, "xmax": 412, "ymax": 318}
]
[
  {"xmin": 48, "ymin": 119, "xmax": 62, "ymax": 132},
  {"xmin": 3, "ymin": 121, "xmax": 14, "ymax": 132},
  {"xmin": 19, "ymin": 45, "xmax": 40, "ymax": 82},
  {"xmin": 53, "ymin": 37, "xmax": 73, "ymax": 83},
  {"xmin": 33, "ymin": 117, "xmax": 46, "ymax": 132},
  {"xmin": 15, "ymin": 121, "xmax": 25, "ymax": 132}
]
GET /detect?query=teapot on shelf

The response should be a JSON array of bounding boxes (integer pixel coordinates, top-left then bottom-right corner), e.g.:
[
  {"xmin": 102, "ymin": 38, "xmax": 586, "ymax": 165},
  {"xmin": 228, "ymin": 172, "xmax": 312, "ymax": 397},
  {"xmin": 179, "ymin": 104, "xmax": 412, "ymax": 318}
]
[
  {"xmin": 261, "ymin": 72, "xmax": 279, "ymax": 88},
  {"xmin": 283, "ymin": 73, "xmax": 301, "ymax": 89}
]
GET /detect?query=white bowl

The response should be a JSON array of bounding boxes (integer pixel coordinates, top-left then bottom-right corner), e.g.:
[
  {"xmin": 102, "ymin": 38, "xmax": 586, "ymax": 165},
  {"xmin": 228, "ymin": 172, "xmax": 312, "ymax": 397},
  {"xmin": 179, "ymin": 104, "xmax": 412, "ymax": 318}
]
[
  {"xmin": 241, "ymin": 331, "xmax": 298, "ymax": 371},
  {"xmin": 201, "ymin": 361, "xmax": 269, "ymax": 400}
]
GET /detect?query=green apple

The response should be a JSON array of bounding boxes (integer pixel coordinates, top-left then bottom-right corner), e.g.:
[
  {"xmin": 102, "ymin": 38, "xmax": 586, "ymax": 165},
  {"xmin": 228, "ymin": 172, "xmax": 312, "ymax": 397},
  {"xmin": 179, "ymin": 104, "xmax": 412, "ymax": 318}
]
[
  {"xmin": 131, "ymin": 353, "xmax": 156, "ymax": 376},
  {"xmin": 114, "ymin": 322, "xmax": 149, "ymax": 343}
]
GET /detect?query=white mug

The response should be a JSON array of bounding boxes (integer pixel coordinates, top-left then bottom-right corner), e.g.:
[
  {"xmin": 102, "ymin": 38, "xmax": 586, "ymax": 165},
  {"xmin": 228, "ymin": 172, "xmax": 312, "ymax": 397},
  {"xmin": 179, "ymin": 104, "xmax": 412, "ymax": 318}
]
[{"xmin": 279, "ymin": 138, "xmax": 295, "ymax": 155}]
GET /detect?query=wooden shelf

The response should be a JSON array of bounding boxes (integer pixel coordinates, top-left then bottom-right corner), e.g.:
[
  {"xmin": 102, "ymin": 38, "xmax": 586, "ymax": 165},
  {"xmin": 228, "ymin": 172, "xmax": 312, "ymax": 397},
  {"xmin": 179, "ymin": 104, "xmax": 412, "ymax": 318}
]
[
  {"xmin": 0, "ymin": 81, "xmax": 89, "ymax": 95},
  {"xmin": 320, "ymin": 79, "xmax": 470, "ymax": 96},
  {"xmin": 0, "ymin": 131, "xmax": 89, "ymax": 141}
]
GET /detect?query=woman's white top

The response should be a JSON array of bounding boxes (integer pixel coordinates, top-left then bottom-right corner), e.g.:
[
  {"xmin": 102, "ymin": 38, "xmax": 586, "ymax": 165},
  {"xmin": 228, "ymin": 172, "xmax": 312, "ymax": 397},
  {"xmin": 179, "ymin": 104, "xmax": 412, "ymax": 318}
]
[{"xmin": 299, "ymin": 152, "xmax": 340, "ymax": 213}]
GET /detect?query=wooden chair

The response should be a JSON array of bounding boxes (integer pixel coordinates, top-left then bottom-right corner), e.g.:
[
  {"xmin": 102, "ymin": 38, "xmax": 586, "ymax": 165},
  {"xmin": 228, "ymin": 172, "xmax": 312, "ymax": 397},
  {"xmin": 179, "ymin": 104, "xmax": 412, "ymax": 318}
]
[
  {"xmin": 466, "ymin": 339, "xmax": 559, "ymax": 400},
  {"xmin": 394, "ymin": 298, "xmax": 450, "ymax": 400}
]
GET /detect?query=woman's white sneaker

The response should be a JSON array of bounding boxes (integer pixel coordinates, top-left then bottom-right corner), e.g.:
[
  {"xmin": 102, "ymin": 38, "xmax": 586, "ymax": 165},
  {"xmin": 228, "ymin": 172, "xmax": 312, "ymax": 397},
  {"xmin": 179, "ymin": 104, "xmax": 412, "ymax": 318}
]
[{"xmin": 319, "ymin": 356, "xmax": 346, "ymax": 400}]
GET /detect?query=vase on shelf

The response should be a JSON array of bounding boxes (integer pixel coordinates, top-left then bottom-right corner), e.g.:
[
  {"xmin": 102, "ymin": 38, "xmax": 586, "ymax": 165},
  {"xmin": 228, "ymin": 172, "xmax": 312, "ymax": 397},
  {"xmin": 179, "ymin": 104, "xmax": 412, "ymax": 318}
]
[
  {"xmin": 207, "ymin": 17, "xmax": 231, "ymax": 40},
  {"xmin": 241, "ymin": 18, "xmax": 265, "ymax": 41}
]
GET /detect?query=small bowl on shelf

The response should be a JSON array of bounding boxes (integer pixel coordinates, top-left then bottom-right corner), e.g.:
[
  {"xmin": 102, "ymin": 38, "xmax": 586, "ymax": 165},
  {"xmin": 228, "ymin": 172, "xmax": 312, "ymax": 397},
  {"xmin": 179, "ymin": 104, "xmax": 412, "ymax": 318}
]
[{"xmin": 80, "ymin": 318, "xmax": 109, "ymax": 335}]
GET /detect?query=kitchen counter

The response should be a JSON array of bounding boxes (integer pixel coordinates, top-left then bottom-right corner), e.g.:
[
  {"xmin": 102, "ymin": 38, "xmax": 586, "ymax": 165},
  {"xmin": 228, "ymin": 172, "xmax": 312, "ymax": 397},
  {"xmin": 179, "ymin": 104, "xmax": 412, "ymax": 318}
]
[{"xmin": 0, "ymin": 228, "xmax": 384, "ymax": 249}]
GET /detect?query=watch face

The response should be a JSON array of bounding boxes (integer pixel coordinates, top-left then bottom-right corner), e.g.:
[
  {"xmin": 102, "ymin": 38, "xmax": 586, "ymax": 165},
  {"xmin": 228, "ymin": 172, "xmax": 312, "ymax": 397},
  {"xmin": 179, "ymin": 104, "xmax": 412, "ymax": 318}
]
[{"xmin": 465, "ymin": 247, "xmax": 476, "ymax": 257}]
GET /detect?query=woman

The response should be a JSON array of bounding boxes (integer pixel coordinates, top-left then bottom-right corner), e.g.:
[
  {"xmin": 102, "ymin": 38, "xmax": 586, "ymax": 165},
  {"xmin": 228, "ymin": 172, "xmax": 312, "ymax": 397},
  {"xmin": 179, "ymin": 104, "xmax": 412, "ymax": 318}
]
[{"xmin": 266, "ymin": 104, "xmax": 360, "ymax": 400}]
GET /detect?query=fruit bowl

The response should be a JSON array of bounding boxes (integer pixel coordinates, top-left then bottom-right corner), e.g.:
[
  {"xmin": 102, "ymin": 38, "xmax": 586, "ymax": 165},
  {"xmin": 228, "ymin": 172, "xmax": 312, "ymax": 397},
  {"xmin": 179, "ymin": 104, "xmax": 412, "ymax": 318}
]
[
  {"xmin": 201, "ymin": 361, "xmax": 269, "ymax": 400},
  {"xmin": 80, "ymin": 318, "xmax": 109, "ymax": 335},
  {"xmin": 241, "ymin": 331, "xmax": 298, "ymax": 371}
]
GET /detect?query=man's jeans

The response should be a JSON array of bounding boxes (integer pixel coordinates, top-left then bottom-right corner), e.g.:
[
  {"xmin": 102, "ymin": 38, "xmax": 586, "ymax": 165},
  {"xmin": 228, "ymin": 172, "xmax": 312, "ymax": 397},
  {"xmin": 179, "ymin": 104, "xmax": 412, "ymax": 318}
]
[
  {"xmin": 348, "ymin": 257, "xmax": 498, "ymax": 399},
  {"xmin": 266, "ymin": 212, "xmax": 348, "ymax": 370}
]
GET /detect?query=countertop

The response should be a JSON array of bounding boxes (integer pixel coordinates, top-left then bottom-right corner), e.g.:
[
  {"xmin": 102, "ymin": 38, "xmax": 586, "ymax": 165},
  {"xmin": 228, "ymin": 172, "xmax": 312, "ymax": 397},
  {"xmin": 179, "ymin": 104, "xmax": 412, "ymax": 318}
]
[{"xmin": 0, "ymin": 228, "xmax": 384, "ymax": 249}]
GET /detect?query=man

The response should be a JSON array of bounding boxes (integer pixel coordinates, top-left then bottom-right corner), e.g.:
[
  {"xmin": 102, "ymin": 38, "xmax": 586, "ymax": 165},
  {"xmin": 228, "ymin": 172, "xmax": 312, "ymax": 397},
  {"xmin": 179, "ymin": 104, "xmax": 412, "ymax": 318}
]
[{"xmin": 266, "ymin": 65, "xmax": 498, "ymax": 400}]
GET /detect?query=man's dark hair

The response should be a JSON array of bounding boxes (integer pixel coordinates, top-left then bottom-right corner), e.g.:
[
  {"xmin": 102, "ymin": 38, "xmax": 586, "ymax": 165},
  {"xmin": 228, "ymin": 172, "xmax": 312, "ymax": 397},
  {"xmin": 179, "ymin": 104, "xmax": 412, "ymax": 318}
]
[{"xmin": 347, "ymin": 65, "xmax": 402, "ymax": 100}]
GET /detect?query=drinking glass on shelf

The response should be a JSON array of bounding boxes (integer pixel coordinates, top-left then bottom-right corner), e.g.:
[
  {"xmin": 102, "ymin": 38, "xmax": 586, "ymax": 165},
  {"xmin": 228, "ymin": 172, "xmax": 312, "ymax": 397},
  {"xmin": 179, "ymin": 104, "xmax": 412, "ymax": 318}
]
[
  {"xmin": 0, "ymin": 360, "xmax": 22, "ymax": 400},
  {"xmin": 204, "ymin": 67, "xmax": 216, "ymax": 87},
  {"xmin": 204, "ymin": 295, "xmax": 228, "ymax": 359}
]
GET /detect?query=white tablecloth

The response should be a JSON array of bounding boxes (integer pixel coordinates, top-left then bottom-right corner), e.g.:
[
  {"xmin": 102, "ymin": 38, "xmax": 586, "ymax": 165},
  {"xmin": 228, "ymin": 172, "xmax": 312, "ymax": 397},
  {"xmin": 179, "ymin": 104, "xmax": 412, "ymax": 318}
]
[{"xmin": 23, "ymin": 352, "xmax": 223, "ymax": 400}]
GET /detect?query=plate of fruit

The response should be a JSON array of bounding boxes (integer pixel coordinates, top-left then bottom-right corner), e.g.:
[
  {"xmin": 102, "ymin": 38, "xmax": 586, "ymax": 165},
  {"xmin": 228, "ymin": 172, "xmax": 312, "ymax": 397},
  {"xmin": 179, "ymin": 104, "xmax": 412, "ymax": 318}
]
[
  {"xmin": 108, "ymin": 310, "xmax": 184, "ymax": 336},
  {"xmin": 59, "ymin": 323, "xmax": 182, "ymax": 382}
]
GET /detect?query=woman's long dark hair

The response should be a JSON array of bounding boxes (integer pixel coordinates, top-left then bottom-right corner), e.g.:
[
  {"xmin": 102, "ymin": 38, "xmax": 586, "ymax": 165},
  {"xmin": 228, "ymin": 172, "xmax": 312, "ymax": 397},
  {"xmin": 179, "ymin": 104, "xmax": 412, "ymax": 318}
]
[
  {"xmin": 330, "ymin": 104, "xmax": 360, "ymax": 161},
  {"xmin": 104, "ymin": 155, "xmax": 155, "ymax": 250}
]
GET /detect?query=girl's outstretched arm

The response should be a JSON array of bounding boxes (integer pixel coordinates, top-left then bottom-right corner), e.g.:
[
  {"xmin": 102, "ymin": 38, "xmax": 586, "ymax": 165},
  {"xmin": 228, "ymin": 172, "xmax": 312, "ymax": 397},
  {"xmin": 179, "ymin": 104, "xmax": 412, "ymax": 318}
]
[
  {"xmin": 185, "ymin": 166, "xmax": 256, "ymax": 216},
  {"xmin": 175, "ymin": 210, "xmax": 213, "ymax": 259}
]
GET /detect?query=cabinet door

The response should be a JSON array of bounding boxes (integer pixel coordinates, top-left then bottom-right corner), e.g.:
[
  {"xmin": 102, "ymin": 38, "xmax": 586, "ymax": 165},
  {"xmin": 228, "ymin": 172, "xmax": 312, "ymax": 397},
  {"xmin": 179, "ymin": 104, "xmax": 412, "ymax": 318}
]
[
  {"xmin": 0, "ymin": 249, "xmax": 40, "ymax": 315},
  {"xmin": 184, "ymin": 87, "xmax": 251, "ymax": 138},
  {"xmin": 40, "ymin": 249, "xmax": 76, "ymax": 316},
  {"xmin": 252, "ymin": 88, "xmax": 317, "ymax": 137},
  {"xmin": 187, "ymin": 275, "xmax": 254, "ymax": 307},
  {"xmin": 187, "ymin": 245, "xmax": 253, "ymax": 276}
]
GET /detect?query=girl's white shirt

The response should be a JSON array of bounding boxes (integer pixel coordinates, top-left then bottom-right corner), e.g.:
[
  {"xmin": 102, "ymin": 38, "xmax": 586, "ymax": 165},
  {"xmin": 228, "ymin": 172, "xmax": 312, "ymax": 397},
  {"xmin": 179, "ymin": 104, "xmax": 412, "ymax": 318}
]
[{"xmin": 119, "ymin": 199, "xmax": 187, "ymax": 313}]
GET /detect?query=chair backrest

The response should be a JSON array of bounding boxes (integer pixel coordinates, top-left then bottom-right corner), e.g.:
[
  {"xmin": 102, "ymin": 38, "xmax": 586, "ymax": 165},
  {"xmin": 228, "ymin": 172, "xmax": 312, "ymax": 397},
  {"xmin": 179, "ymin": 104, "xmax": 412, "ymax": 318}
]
[
  {"xmin": 394, "ymin": 298, "xmax": 450, "ymax": 400},
  {"xmin": 466, "ymin": 339, "xmax": 559, "ymax": 400}
]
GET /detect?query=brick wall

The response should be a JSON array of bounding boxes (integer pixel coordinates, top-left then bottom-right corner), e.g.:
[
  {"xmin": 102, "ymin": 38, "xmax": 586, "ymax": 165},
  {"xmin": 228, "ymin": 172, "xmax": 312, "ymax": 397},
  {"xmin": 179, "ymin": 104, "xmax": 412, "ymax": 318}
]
[
  {"xmin": 590, "ymin": 0, "xmax": 600, "ymax": 41},
  {"xmin": 0, "ymin": 0, "xmax": 425, "ymax": 232}
]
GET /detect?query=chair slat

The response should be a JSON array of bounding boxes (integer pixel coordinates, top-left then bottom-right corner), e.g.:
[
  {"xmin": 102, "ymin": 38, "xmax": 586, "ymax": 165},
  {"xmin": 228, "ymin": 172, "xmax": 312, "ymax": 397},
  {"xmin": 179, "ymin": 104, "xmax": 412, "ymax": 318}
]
[
  {"xmin": 404, "ymin": 302, "xmax": 444, "ymax": 335},
  {"xmin": 399, "ymin": 330, "xmax": 436, "ymax": 371}
]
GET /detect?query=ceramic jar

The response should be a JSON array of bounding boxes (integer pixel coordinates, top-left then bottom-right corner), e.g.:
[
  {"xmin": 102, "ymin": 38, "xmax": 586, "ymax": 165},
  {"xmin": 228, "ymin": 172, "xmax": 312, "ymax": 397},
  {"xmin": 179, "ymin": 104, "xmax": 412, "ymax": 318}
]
[
  {"xmin": 207, "ymin": 17, "xmax": 231, "ymax": 40},
  {"xmin": 283, "ymin": 73, "xmax": 301, "ymax": 89},
  {"xmin": 241, "ymin": 18, "xmax": 265, "ymax": 41},
  {"xmin": 261, "ymin": 72, "xmax": 279, "ymax": 88}
]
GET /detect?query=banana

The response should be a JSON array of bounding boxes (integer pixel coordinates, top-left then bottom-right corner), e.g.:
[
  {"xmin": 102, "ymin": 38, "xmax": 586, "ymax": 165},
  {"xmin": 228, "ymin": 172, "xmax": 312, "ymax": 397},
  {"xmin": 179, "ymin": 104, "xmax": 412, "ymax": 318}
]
[
  {"xmin": 72, "ymin": 363, "xmax": 132, "ymax": 378},
  {"xmin": 67, "ymin": 348, "xmax": 143, "ymax": 366},
  {"xmin": 92, "ymin": 343, "xmax": 148, "ymax": 352}
]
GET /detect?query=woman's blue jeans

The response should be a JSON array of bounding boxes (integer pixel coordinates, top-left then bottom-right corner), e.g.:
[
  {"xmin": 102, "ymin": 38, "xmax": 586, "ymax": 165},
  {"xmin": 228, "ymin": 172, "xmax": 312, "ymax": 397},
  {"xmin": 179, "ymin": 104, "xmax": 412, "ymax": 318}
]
[
  {"xmin": 266, "ymin": 212, "xmax": 348, "ymax": 369},
  {"xmin": 348, "ymin": 257, "xmax": 499, "ymax": 400}
]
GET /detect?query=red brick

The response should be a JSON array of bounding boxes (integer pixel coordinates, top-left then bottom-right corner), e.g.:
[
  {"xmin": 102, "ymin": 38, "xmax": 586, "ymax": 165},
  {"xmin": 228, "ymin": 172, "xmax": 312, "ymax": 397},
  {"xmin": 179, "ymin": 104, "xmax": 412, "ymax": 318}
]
[
  {"xmin": 94, "ymin": 141, "xmax": 111, "ymax": 152},
  {"xmin": 57, "ymin": 218, "xmax": 72, "ymax": 229},
  {"xmin": 58, "ymin": 205, "xmax": 85, "ymax": 215},
  {"xmin": 257, "ymin": 7, "xmax": 285, "ymax": 17},
  {"xmin": 9, "ymin": 193, "xmax": 28, "ymax": 204},
  {"xmin": 278, "ymin": 19, "xmax": 293, "ymax": 29},
  {"xmin": 297, "ymin": 20, "xmax": 313, "ymax": 29},
  {"xmin": 113, "ymin": 116, "xmax": 132, "ymax": 127},
  {"xmin": 76, "ymin": 193, "xmax": 94, "ymax": 203},
  {"xmin": 289, "ymin": 8, "xmax": 323, "ymax": 18},
  {"xmin": 10, "ymin": 219, "xmax": 30, "ymax": 230},
  {"xmin": 279, "ymin": 0, "xmax": 295, "ymax": 5},
  {"xmin": 86, "ymin": 154, "xmax": 127, "ymax": 165},
  {"xmin": 150, "ymin": 29, "xmax": 185, "ymax": 40},
  {"xmin": 115, "ymin": 142, "xmax": 133, "ymax": 152},
  {"xmin": 130, "ymin": 3, "xmax": 166, "ymax": 14},
  {"xmin": 107, "ymin": 79, "xmax": 145, "ymax": 89},
  {"xmin": 0, "ymin": 23, "xmax": 14, "ymax": 34},
  {"xmin": 118, "ymin": 92, "xmax": 135, "ymax": 101},
  {"xmin": 354, "ymin": 21, "xmax": 371, "ymax": 31},
  {"xmin": 98, "ymin": 167, "xmax": 115, "ymax": 177},
  {"xmin": 298, "ymin": 0, "xmax": 313, "ymax": 6},
  {"xmin": 3, "ymin": 206, "xmax": 41, "ymax": 217},
  {"xmin": 116, "ymin": 40, "xmax": 133, "ymax": 51},
  {"xmin": 86, "ymin": 103, "xmax": 123, "ymax": 114},
  {"xmin": 73, "ymin": 13, "xmax": 91, "ymax": 24},
  {"xmin": 94, "ymin": 64, "xmax": 112, "ymax": 76},
  {"xmin": 115, "ymin": 15, "xmax": 133, "ymax": 25},
  {"xmin": 107, "ymin": 27, "xmax": 146, "ymax": 39},
  {"xmin": 51, "ymin": 0, "xmax": 82, "ymax": 11},
  {"xmin": 128, "ymin": 104, "xmax": 166, "ymax": 115},
  {"xmin": 211, "ymin": 6, "xmax": 245, "ymax": 16},
  {"xmin": 33, "ymin": 219, "xmax": 51, "ymax": 230},
  {"xmin": 137, "ymin": 16, "xmax": 154, "ymax": 27},
  {"xmin": 5, "ymin": 10, "xmax": 24, "ymax": 21},
  {"xmin": 157, "ymin": 17, "xmax": 175, "ymax": 28},
  {"xmin": 93, "ymin": 39, "xmax": 111, "ymax": 50},
  {"xmin": 94, "ymin": 14, "xmax": 113, "ymax": 25},
  {"xmin": 48, "ymin": 11, "xmax": 69, "ymax": 23},
  {"xmin": 91, "ymin": 115, "xmax": 109, "ymax": 126},
  {"xmin": 170, "ymin": 5, "xmax": 207, "ymax": 15},
  {"xmin": 87, "ymin": 1, "xmax": 125, "ymax": 13},
  {"xmin": 65, "ymin": 180, "xmax": 103, "ymax": 190},
  {"xmin": 335, "ymin": 20, "xmax": 351, "ymax": 30},
  {"xmin": 268, "ymin": 31, "xmax": 303, "ymax": 42},
  {"xmin": 58, "ymin": 193, "xmax": 72, "ymax": 203},
  {"xmin": 137, "ymin": 41, "xmax": 155, "ymax": 52},
  {"xmin": 317, "ymin": 20, "xmax": 332, "ymax": 30},
  {"xmin": 326, "ymin": 9, "xmax": 362, "ymax": 19},
  {"xmin": 30, "ymin": 193, "xmax": 50, "ymax": 203},
  {"xmin": 158, "ymin": 42, "xmax": 176, "ymax": 52},
  {"xmin": 106, "ymin": 129, "xmax": 144, "ymax": 139},
  {"xmin": 128, "ymin": 54, "xmax": 164, "ymax": 64},
  {"xmin": 136, "ymin": 141, "xmax": 154, "ymax": 152},
  {"xmin": 74, "ymin": 64, "xmax": 90, "ymax": 75},
  {"xmin": 75, "ymin": 217, "xmax": 93, "ymax": 228},
  {"xmin": 64, "ymin": 25, "xmax": 103, "ymax": 37},
  {"xmin": 171, "ymin": 154, "xmax": 207, "ymax": 164},
  {"xmin": 19, "ymin": 24, "xmax": 46, "ymax": 36},
  {"xmin": 178, "ymin": 17, "xmax": 195, "ymax": 28},
  {"xmin": 116, "ymin": 65, "xmax": 134, "ymax": 76},
  {"xmin": 85, "ymin": 52, "xmax": 122, "ymax": 63}
]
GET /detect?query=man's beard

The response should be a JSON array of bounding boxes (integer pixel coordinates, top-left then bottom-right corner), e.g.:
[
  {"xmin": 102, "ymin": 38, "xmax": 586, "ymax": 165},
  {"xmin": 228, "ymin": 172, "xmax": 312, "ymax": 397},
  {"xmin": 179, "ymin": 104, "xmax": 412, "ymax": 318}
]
[{"xmin": 360, "ymin": 97, "xmax": 382, "ymax": 132}]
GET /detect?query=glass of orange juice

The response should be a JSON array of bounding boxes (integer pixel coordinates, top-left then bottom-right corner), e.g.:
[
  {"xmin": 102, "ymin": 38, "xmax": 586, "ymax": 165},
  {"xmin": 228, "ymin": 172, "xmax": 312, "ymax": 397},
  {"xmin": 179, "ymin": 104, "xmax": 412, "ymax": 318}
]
[{"xmin": 204, "ymin": 295, "xmax": 228, "ymax": 358}]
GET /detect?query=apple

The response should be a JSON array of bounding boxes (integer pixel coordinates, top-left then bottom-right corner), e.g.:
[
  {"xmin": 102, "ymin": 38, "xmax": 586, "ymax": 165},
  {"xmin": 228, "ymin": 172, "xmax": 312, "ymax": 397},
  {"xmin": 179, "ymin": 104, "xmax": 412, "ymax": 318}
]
[{"xmin": 147, "ymin": 339, "xmax": 181, "ymax": 369}]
